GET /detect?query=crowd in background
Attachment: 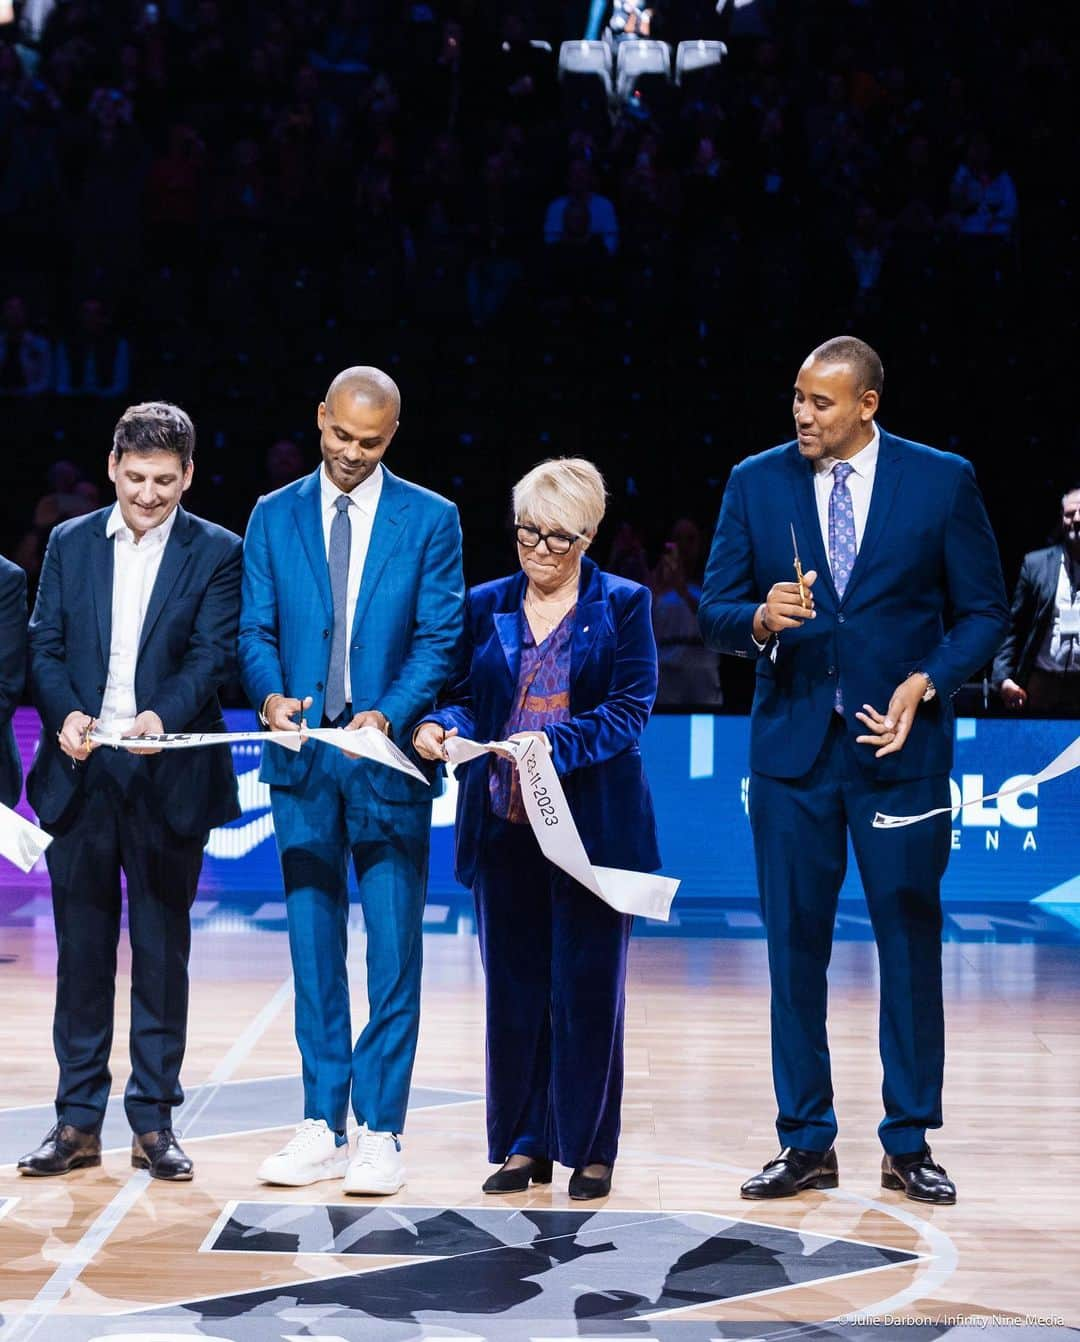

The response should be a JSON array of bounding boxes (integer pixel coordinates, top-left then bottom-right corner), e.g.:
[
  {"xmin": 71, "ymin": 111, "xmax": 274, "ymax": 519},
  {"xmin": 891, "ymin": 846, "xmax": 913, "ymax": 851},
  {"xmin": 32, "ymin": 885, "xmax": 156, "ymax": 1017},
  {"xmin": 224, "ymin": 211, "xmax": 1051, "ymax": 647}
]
[{"xmin": 0, "ymin": 0, "xmax": 1074, "ymax": 707}]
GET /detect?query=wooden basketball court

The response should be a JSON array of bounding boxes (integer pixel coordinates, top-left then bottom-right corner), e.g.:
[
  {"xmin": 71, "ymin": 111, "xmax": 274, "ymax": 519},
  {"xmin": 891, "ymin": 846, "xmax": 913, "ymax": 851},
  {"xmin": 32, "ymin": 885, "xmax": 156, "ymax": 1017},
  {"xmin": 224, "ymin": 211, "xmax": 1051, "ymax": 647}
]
[{"xmin": 0, "ymin": 910, "xmax": 1077, "ymax": 1341}]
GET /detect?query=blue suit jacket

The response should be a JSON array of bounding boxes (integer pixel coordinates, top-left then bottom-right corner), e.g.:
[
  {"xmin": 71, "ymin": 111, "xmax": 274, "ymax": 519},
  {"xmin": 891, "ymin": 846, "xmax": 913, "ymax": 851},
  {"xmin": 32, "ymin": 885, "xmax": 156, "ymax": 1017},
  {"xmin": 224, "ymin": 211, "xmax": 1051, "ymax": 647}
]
[
  {"xmin": 428, "ymin": 557, "xmax": 662, "ymax": 889},
  {"xmin": 238, "ymin": 465, "xmax": 464, "ymax": 805},
  {"xmin": 27, "ymin": 506, "xmax": 243, "ymax": 834},
  {"xmin": 699, "ymin": 429, "xmax": 1009, "ymax": 781},
  {"xmin": 0, "ymin": 555, "xmax": 27, "ymax": 809}
]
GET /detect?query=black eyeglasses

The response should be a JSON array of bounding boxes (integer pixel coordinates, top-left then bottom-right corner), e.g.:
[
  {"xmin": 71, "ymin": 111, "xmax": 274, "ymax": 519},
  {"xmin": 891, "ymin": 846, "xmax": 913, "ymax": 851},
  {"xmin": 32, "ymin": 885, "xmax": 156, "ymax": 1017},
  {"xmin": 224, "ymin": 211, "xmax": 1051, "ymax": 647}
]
[{"xmin": 514, "ymin": 523, "xmax": 580, "ymax": 556}]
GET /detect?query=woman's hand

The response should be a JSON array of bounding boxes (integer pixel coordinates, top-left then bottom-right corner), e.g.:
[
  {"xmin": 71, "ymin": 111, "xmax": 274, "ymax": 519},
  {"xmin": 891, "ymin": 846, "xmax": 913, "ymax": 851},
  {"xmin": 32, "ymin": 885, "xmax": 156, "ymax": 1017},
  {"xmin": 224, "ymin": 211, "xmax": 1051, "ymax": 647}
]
[
  {"xmin": 494, "ymin": 730, "xmax": 552, "ymax": 759},
  {"xmin": 413, "ymin": 721, "xmax": 457, "ymax": 761}
]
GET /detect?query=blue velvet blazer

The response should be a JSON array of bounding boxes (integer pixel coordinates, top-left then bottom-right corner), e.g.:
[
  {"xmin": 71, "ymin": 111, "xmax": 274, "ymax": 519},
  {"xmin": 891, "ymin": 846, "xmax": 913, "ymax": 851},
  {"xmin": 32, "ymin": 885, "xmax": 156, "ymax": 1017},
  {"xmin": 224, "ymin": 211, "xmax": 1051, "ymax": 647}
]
[{"xmin": 429, "ymin": 557, "xmax": 662, "ymax": 889}]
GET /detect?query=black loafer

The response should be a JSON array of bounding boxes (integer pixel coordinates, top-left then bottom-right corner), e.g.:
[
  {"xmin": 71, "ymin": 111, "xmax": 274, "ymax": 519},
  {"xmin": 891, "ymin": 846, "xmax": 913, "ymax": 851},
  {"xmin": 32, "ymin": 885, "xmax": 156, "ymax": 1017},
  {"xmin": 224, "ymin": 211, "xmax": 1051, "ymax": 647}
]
[
  {"xmin": 17, "ymin": 1123, "xmax": 102, "ymax": 1176},
  {"xmin": 740, "ymin": 1146, "xmax": 838, "ymax": 1199},
  {"xmin": 482, "ymin": 1156, "xmax": 553, "ymax": 1193},
  {"xmin": 568, "ymin": 1165, "xmax": 612, "ymax": 1200},
  {"xmin": 882, "ymin": 1146, "xmax": 956, "ymax": 1204},
  {"xmin": 132, "ymin": 1129, "xmax": 194, "ymax": 1181}
]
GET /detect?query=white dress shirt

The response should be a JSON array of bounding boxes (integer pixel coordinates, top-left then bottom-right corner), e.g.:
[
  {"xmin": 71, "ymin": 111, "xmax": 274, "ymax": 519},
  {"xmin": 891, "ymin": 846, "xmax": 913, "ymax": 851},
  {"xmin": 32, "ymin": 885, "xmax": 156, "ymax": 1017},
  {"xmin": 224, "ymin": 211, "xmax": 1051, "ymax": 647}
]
[
  {"xmin": 1036, "ymin": 552, "xmax": 1080, "ymax": 673},
  {"xmin": 98, "ymin": 503, "xmax": 178, "ymax": 731},
  {"xmin": 813, "ymin": 422, "xmax": 880, "ymax": 563},
  {"xmin": 320, "ymin": 462, "xmax": 384, "ymax": 705}
]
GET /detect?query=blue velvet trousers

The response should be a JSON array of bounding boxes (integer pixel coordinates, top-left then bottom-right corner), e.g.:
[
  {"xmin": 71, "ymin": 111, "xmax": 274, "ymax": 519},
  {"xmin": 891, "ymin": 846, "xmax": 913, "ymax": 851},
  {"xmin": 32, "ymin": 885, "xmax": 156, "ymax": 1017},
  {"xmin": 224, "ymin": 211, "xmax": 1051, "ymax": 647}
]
[
  {"xmin": 473, "ymin": 817, "xmax": 633, "ymax": 1169},
  {"xmin": 749, "ymin": 714, "xmax": 952, "ymax": 1156},
  {"xmin": 270, "ymin": 742, "xmax": 430, "ymax": 1135}
]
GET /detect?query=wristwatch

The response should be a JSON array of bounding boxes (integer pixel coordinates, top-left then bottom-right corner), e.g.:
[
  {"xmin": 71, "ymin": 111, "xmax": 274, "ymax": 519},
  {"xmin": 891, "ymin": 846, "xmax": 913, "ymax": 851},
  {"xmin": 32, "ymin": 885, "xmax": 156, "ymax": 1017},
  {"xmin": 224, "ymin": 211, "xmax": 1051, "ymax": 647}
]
[{"xmin": 909, "ymin": 671, "xmax": 936, "ymax": 701}]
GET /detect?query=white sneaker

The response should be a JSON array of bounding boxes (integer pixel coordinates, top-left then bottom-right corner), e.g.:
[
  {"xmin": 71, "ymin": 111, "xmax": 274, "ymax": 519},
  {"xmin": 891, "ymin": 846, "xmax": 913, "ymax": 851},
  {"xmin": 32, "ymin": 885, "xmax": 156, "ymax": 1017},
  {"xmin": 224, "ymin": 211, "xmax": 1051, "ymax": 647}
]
[
  {"xmin": 257, "ymin": 1119, "xmax": 349, "ymax": 1186},
  {"xmin": 342, "ymin": 1124, "xmax": 405, "ymax": 1195}
]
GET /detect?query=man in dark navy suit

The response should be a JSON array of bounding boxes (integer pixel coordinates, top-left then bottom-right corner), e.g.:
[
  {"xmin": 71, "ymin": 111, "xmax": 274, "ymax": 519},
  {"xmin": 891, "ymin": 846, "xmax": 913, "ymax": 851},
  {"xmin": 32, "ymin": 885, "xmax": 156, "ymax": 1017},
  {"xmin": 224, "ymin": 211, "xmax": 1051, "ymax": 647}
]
[
  {"xmin": 700, "ymin": 337, "xmax": 1008, "ymax": 1204},
  {"xmin": 994, "ymin": 486, "xmax": 1080, "ymax": 716},
  {"xmin": 0, "ymin": 555, "xmax": 27, "ymax": 809},
  {"xmin": 19, "ymin": 401, "xmax": 241, "ymax": 1182}
]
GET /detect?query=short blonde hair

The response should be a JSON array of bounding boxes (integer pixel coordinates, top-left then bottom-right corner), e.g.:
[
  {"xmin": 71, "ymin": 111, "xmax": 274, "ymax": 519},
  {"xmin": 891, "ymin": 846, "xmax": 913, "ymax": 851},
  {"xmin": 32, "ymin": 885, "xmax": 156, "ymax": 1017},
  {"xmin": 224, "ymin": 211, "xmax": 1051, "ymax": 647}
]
[{"xmin": 512, "ymin": 457, "xmax": 607, "ymax": 539}]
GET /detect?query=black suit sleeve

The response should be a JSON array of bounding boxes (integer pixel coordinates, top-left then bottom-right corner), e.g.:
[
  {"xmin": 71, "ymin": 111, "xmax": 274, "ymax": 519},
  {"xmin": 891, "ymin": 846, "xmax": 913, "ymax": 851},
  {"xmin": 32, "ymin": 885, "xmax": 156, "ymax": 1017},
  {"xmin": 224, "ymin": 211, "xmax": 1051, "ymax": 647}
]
[
  {"xmin": 991, "ymin": 552, "xmax": 1039, "ymax": 690},
  {"xmin": 0, "ymin": 559, "xmax": 27, "ymax": 728},
  {"xmin": 150, "ymin": 535, "xmax": 243, "ymax": 732},
  {"xmin": 28, "ymin": 530, "xmax": 84, "ymax": 738}
]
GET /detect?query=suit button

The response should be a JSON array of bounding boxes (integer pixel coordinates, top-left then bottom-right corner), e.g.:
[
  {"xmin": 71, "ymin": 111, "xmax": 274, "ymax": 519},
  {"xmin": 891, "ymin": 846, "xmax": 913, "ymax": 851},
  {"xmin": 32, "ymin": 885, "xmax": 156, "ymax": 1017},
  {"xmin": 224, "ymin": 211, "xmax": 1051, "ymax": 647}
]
[
  {"xmin": 97, "ymin": 685, "xmax": 105, "ymax": 693},
  {"xmin": 837, "ymin": 613, "xmax": 846, "ymax": 624},
  {"xmin": 827, "ymin": 666, "xmax": 836, "ymax": 677},
  {"xmin": 322, "ymin": 629, "xmax": 329, "ymax": 639},
  {"xmin": 316, "ymin": 681, "xmax": 324, "ymax": 691}
]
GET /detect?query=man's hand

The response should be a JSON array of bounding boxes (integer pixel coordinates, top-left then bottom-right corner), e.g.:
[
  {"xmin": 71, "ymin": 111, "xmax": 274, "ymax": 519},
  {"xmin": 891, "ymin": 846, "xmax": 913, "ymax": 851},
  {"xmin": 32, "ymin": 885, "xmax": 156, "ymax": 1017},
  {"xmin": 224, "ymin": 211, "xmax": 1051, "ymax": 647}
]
[
  {"xmin": 753, "ymin": 570, "xmax": 817, "ymax": 642},
  {"xmin": 123, "ymin": 710, "xmax": 165, "ymax": 756},
  {"xmin": 264, "ymin": 693, "xmax": 313, "ymax": 732},
  {"xmin": 855, "ymin": 674, "xmax": 928, "ymax": 758},
  {"xmin": 413, "ymin": 721, "xmax": 457, "ymax": 761},
  {"xmin": 345, "ymin": 709, "xmax": 389, "ymax": 734},
  {"xmin": 58, "ymin": 711, "xmax": 95, "ymax": 761},
  {"xmin": 1000, "ymin": 678, "xmax": 1028, "ymax": 711}
]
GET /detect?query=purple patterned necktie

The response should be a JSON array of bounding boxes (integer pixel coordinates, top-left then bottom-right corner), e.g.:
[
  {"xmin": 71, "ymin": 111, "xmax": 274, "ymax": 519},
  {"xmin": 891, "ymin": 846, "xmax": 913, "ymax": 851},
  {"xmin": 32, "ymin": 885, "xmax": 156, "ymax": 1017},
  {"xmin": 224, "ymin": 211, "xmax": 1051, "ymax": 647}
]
[{"xmin": 828, "ymin": 461, "xmax": 856, "ymax": 712}]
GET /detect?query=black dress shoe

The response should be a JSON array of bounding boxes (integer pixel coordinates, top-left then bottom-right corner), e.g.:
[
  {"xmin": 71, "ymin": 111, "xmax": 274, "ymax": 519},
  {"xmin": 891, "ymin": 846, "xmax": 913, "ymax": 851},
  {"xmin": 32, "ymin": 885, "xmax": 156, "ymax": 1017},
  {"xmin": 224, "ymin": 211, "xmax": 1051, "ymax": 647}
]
[
  {"xmin": 881, "ymin": 1146, "xmax": 956, "ymax": 1204},
  {"xmin": 568, "ymin": 1165, "xmax": 612, "ymax": 1200},
  {"xmin": 482, "ymin": 1156, "xmax": 553, "ymax": 1193},
  {"xmin": 132, "ymin": 1129, "xmax": 193, "ymax": 1181},
  {"xmin": 17, "ymin": 1123, "xmax": 102, "ymax": 1176},
  {"xmin": 740, "ymin": 1146, "xmax": 838, "ymax": 1199}
]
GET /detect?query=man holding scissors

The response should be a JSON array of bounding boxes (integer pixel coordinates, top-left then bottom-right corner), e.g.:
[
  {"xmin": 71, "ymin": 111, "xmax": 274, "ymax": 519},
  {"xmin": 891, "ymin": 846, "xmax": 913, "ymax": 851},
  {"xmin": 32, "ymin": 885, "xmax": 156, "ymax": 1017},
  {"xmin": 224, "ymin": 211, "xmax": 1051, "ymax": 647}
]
[
  {"xmin": 20, "ymin": 402, "xmax": 241, "ymax": 1182},
  {"xmin": 700, "ymin": 337, "xmax": 1007, "ymax": 1203}
]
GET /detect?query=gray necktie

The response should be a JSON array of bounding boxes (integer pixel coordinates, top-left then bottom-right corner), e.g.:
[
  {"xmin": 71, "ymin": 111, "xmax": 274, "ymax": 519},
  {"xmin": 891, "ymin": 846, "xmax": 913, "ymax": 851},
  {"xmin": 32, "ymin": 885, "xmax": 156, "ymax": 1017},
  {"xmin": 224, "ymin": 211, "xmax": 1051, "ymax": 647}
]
[{"xmin": 325, "ymin": 494, "xmax": 352, "ymax": 723}]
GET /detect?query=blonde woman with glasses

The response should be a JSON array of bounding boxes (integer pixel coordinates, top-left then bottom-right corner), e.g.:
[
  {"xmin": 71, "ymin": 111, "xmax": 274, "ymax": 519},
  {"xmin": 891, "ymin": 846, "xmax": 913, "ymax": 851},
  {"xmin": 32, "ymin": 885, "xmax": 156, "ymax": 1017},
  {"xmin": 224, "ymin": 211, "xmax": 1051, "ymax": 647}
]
[{"xmin": 414, "ymin": 457, "xmax": 662, "ymax": 1201}]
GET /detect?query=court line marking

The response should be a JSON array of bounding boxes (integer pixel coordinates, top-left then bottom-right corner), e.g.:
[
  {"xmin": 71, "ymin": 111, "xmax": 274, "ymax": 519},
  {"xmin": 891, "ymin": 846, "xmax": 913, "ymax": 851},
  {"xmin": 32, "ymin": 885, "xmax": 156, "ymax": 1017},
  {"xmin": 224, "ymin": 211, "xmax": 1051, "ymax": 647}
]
[
  {"xmin": 0, "ymin": 974, "xmax": 294, "ymax": 1342},
  {"xmin": 122, "ymin": 1209, "xmax": 683, "ymax": 1313},
  {"xmin": 123, "ymin": 1203, "xmax": 925, "ymax": 1317},
  {"xmin": 0, "ymin": 1196, "xmax": 18, "ymax": 1223},
  {"xmin": 194, "ymin": 1198, "xmax": 930, "ymax": 1261},
  {"xmin": 633, "ymin": 1149, "xmax": 959, "ymax": 1322},
  {"xmin": 0, "ymin": 1069, "xmax": 307, "ymax": 1118},
  {"xmin": 0, "ymin": 1095, "xmax": 483, "ymax": 1175}
]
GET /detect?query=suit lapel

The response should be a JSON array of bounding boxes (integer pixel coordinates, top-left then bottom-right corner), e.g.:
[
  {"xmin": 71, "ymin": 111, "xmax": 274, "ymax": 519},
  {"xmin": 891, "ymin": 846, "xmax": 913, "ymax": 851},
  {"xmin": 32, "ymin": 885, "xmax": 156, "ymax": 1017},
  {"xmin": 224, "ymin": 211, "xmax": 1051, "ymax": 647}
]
[
  {"xmin": 840, "ymin": 429, "xmax": 903, "ymax": 606},
  {"xmin": 570, "ymin": 558, "xmax": 605, "ymax": 683},
  {"xmin": 293, "ymin": 468, "xmax": 333, "ymax": 619},
  {"xmin": 787, "ymin": 446, "xmax": 836, "ymax": 607},
  {"xmin": 138, "ymin": 508, "xmax": 194, "ymax": 656},
  {"xmin": 1043, "ymin": 546, "xmax": 1064, "ymax": 602},
  {"xmin": 350, "ymin": 469, "xmax": 408, "ymax": 638},
  {"xmin": 493, "ymin": 609, "xmax": 522, "ymax": 685},
  {"xmin": 91, "ymin": 511, "xmax": 114, "ymax": 668}
]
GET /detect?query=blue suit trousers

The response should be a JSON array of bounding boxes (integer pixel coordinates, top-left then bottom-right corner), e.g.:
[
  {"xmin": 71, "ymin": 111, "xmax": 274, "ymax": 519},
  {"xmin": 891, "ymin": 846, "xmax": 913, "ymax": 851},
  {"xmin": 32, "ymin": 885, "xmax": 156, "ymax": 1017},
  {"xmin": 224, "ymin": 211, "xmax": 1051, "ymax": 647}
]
[
  {"xmin": 749, "ymin": 716, "xmax": 952, "ymax": 1156},
  {"xmin": 270, "ymin": 742, "xmax": 431, "ymax": 1134}
]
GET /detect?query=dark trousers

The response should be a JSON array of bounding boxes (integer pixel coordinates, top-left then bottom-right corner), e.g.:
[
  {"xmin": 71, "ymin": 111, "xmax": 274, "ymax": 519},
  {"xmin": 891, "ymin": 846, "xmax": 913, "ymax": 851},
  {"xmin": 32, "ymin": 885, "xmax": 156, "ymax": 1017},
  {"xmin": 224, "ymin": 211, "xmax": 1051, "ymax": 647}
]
[
  {"xmin": 1026, "ymin": 669, "xmax": 1080, "ymax": 716},
  {"xmin": 749, "ymin": 716, "xmax": 952, "ymax": 1156},
  {"xmin": 474, "ymin": 817, "xmax": 633, "ymax": 1169},
  {"xmin": 45, "ymin": 764, "xmax": 206, "ymax": 1136}
]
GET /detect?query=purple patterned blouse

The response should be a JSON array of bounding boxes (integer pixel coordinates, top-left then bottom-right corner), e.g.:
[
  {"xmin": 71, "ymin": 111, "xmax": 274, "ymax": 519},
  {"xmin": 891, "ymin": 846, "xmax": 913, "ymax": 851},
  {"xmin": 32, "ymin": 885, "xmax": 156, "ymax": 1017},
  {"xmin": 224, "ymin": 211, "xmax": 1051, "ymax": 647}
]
[{"xmin": 489, "ymin": 604, "xmax": 576, "ymax": 823}]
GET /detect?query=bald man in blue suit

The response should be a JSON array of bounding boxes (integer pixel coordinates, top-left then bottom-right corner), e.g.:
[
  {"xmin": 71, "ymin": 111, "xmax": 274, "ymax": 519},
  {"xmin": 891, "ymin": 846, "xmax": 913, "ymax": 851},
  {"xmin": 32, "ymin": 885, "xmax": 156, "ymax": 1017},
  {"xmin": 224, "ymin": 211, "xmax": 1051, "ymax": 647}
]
[
  {"xmin": 700, "ymin": 337, "xmax": 1008, "ymax": 1205},
  {"xmin": 239, "ymin": 366, "xmax": 464, "ymax": 1196}
]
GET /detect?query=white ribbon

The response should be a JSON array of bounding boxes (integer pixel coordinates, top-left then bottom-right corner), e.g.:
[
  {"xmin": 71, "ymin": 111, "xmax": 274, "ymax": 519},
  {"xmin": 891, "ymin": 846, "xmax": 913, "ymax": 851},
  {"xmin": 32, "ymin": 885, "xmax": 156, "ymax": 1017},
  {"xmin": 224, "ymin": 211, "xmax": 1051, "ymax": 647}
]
[
  {"xmin": 445, "ymin": 735, "xmax": 679, "ymax": 921},
  {"xmin": 873, "ymin": 733, "xmax": 1080, "ymax": 829},
  {"xmin": 88, "ymin": 725, "xmax": 429, "ymax": 784},
  {"xmin": 0, "ymin": 801, "xmax": 52, "ymax": 873}
]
